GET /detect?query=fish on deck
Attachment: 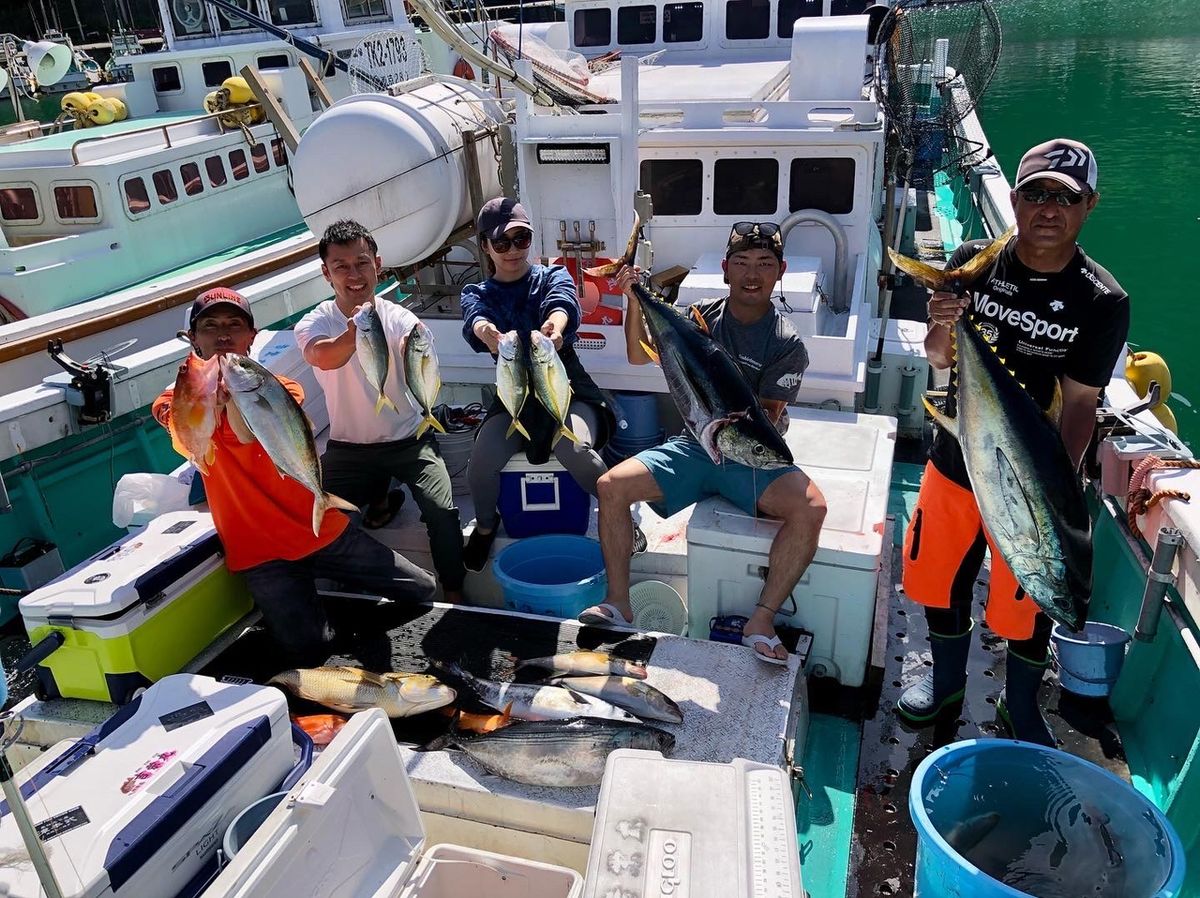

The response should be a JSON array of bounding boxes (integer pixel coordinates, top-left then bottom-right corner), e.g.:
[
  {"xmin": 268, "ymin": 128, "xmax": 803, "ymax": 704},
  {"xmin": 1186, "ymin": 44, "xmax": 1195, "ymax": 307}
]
[{"xmin": 269, "ymin": 666, "xmax": 456, "ymax": 718}]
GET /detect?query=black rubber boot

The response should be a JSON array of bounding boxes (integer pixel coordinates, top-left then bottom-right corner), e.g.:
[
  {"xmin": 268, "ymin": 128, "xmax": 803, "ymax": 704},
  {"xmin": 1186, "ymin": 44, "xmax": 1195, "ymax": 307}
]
[
  {"xmin": 997, "ymin": 648, "xmax": 1056, "ymax": 747},
  {"xmin": 897, "ymin": 624, "xmax": 972, "ymax": 724}
]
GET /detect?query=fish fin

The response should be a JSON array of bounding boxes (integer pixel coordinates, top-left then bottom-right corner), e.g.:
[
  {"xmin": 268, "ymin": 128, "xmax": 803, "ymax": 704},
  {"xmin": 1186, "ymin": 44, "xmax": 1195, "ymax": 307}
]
[
  {"xmin": 224, "ymin": 401, "xmax": 256, "ymax": 444},
  {"xmin": 921, "ymin": 393, "xmax": 959, "ymax": 438},
  {"xmin": 356, "ymin": 669, "xmax": 390, "ymax": 687},
  {"xmin": 311, "ymin": 497, "xmax": 328, "ymax": 536},
  {"xmin": 1046, "ymin": 379, "xmax": 1064, "ymax": 426},
  {"xmin": 993, "ymin": 446, "xmax": 1042, "ymax": 548},
  {"xmin": 506, "ymin": 418, "xmax": 532, "ymax": 439},
  {"xmin": 689, "ymin": 305, "xmax": 710, "ymax": 333},
  {"xmin": 639, "ymin": 340, "xmax": 661, "ymax": 364},
  {"xmin": 422, "ymin": 714, "xmax": 459, "ymax": 752},
  {"xmin": 698, "ymin": 420, "xmax": 725, "ymax": 464},
  {"xmin": 558, "ymin": 425, "xmax": 582, "ymax": 446},
  {"xmin": 953, "ymin": 225, "xmax": 1016, "ymax": 286},
  {"xmin": 887, "ymin": 247, "xmax": 951, "ymax": 292},
  {"xmin": 202, "ymin": 443, "xmax": 216, "ymax": 470}
]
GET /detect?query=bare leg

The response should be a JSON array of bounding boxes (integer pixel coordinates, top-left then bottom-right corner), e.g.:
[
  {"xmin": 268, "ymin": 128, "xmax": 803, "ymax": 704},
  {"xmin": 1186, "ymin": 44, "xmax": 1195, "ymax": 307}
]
[
  {"xmin": 593, "ymin": 458, "xmax": 664, "ymax": 622},
  {"xmin": 742, "ymin": 471, "xmax": 827, "ymax": 661}
]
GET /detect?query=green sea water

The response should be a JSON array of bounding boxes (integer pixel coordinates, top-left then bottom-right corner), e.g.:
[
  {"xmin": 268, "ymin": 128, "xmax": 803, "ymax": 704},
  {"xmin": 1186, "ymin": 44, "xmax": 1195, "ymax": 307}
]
[{"xmin": 980, "ymin": 0, "xmax": 1200, "ymax": 447}]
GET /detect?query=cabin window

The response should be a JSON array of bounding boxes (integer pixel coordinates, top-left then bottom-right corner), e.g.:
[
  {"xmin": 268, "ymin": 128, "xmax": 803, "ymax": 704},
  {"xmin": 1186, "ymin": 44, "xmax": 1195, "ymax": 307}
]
[
  {"xmin": 229, "ymin": 149, "xmax": 250, "ymax": 181},
  {"xmin": 206, "ymin": 155, "xmax": 228, "ymax": 187},
  {"xmin": 257, "ymin": 54, "xmax": 291, "ymax": 70},
  {"xmin": 181, "ymin": 163, "xmax": 204, "ymax": 196},
  {"xmin": 776, "ymin": 0, "xmax": 821, "ymax": 37},
  {"xmin": 832, "ymin": 0, "xmax": 870, "ymax": 13},
  {"xmin": 271, "ymin": 138, "xmax": 287, "ymax": 167},
  {"xmin": 215, "ymin": 1, "xmax": 254, "ymax": 30},
  {"xmin": 170, "ymin": 1, "xmax": 213, "ymax": 36},
  {"xmin": 664, "ymin": 2, "xmax": 703, "ymax": 42},
  {"xmin": 789, "ymin": 157, "xmax": 856, "ymax": 215},
  {"xmin": 0, "ymin": 186, "xmax": 39, "ymax": 221},
  {"xmin": 342, "ymin": 0, "xmax": 391, "ymax": 21},
  {"xmin": 726, "ymin": 0, "xmax": 769, "ymax": 40},
  {"xmin": 269, "ymin": 0, "xmax": 318, "ymax": 26},
  {"xmin": 152, "ymin": 65, "xmax": 183, "ymax": 94},
  {"xmin": 153, "ymin": 170, "xmax": 179, "ymax": 205},
  {"xmin": 251, "ymin": 143, "xmax": 271, "ymax": 173},
  {"xmin": 202, "ymin": 60, "xmax": 234, "ymax": 87},
  {"xmin": 639, "ymin": 159, "xmax": 702, "ymax": 216},
  {"xmin": 618, "ymin": 5, "xmax": 657, "ymax": 44},
  {"xmin": 53, "ymin": 185, "xmax": 99, "ymax": 220},
  {"xmin": 124, "ymin": 178, "xmax": 151, "ymax": 215},
  {"xmin": 574, "ymin": 8, "xmax": 612, "ymax": 47},
  {"xmin": 714, "ymin": 158, "xmax": 778, "ymax": 215}
]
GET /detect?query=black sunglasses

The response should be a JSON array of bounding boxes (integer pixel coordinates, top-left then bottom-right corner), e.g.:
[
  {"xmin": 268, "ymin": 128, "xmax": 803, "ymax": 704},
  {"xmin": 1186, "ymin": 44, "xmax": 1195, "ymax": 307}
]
[
  {"xmin": 730, "ymin": 221, "xmax": 782, "ymax": 239},
  {"xmin": 1017, "ymin": 187, "xmax": 1089, "ymax": 206},
  {"xmin": 487, "ymin": 232, "xmax": 532, "ymax": 253}
]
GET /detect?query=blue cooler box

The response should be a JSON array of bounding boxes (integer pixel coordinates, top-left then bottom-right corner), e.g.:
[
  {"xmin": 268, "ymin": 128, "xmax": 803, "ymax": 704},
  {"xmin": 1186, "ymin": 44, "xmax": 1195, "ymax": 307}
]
[{"xmin": 498, "ymin": 457, "xmax": 591, "ymax": 538}]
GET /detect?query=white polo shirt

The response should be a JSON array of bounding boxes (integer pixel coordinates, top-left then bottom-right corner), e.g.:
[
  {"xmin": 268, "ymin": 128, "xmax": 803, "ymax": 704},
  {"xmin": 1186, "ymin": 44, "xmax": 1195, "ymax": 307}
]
[{"xmin": 294, "ymin": 296, "xmax": 423, "ymax": 444}]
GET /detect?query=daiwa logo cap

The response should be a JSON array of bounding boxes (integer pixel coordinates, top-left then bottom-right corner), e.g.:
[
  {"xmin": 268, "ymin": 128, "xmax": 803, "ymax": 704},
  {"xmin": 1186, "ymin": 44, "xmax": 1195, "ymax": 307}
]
[{"xmin": 1015, "ymin": 138, "xmax": 1097, "ymax": 194}]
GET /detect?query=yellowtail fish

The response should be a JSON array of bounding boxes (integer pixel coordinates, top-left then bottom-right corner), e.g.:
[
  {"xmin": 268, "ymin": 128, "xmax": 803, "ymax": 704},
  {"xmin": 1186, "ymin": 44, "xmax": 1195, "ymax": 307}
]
[
  {"xmin": 546, "ymin": 675, "xmax": 683, "ymax": 724},
  {"xmin": 169, "ymin": 353, "xmax": 222, "ymax": 474},
  {"xmin": 269, "ymin": 666, "xmax": 456, "ymax": 717},
  {"xmin": 429, "ymin": 660, "xmax": 638, "ymax": 722},
  {"xmin": 529, "ymin": 330, "xmax": 580, "ymax": 448},
  {"xmin": 352, "ymin": 303, "xmax": 397, "ymax": 416},
  {"xmin": 219, "ymin": 353, "xmax": 358, "ymax": 535},
  {"xmin": 402, "ymin": 321, "xmax": 445, "ymax": 437},
  {"xmin": 496, "ymin": 330, "xmax": 531, "ymax": 439},
  {"xmin": 515, "ymin": 651, "xmax": 648, "ymax": 680}
]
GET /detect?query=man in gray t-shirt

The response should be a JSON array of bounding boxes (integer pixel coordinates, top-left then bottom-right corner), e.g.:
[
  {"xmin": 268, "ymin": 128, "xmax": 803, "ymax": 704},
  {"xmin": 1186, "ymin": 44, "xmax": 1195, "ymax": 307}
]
[{"xmin": 580, "ymin": 223, "xmax": 827, "ymax": 667}]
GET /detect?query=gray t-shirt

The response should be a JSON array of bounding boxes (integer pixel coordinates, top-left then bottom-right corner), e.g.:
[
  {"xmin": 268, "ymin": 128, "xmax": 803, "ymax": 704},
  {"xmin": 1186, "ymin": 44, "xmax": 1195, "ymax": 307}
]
[{"xmin": 694, "ymin": 297, "xmax": 809, "ymax": 433}]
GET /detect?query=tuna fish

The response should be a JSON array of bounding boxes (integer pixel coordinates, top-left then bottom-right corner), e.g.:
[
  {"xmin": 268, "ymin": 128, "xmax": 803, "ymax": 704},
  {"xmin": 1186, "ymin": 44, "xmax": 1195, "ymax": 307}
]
[
  {"xmin": 269, "ymin": 666, "xmax": 457, "ymax": 717},
  {"xmin": 496, "ymin": 330, "xmax": 531, "ymax": 439},
  {"xmin": 169, "ymin": 353, "xmax": 222, "ymax": 473},
  {"xmin": 429, "ymin": 660, "xmax": 638, "ymax": 723},
  {"xmin": 219, "ymin": 353, "xmax": 358, "ymax": 535},
  {"xmin": 529, "ymin": 330, "xmax": 580, "ymax": 448},
  {"xmin": 427, "ymin": 717, "xmax": 676, "ymax": 787},
  {"xmin": 588, "ymin": 217, "xmax": 792, "ymax": 469},
  {"xmin": 888, "ymin": 237, "xmax": 1091, "ymax": 631},
  {"xmin": 515, "ymin": 651, "xmax": 648, "ymax": 680},
  {"xmin": 402, "ymin": 321, "xmax": 446, "ymax": 438},
  {"xmin": 352, "ymin": 303, "xmax": 397, "ymax": 416},
  {"xmin": 547, "ymin": 675, "xmax": 683, "ymax": 724}
]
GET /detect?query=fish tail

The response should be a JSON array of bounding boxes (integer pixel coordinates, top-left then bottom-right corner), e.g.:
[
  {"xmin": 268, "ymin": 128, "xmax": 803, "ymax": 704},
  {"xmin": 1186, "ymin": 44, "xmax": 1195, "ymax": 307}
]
[
  {"xmin": 312, "ymin": 492, "xmax": 359, "ymax": 536},
  {"xmin": 887, "ymin": 247, "xmax": 953, "ymax": 293},
  {"xmin": 375, "ymin": 393, "xmax": 398, "ymax": 416},
  {"xmin": 559, "ymin": 424, "xmax": 582, "ymax": 446},
  {"xmin": 421, "ymin": 722, "xmax": 457, "ymax": 752},
  {"xmin": 585, "ymin": 213, "xmax": 640, "ymax": 276},
  {"xmin": 506, "ymin": 418, "xmax": 531, "ymax": 440},
  {"xmin": 418, "ymin": 413, "xmax": 446, "ymax": 437}
]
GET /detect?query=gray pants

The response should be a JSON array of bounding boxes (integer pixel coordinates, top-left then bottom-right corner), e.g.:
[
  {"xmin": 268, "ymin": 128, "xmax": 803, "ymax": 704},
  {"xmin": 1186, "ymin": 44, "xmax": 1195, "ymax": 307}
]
[{"xmin": 469, "ymin": 401, "xmax": 607, "ymax": 530}]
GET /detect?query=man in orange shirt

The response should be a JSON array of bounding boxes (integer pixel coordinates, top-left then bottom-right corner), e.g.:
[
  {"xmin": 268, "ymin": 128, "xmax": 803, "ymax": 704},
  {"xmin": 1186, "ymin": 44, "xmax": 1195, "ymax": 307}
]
[{"xmin": 154, "ymin": 288, "xmax": 436, "ymax": 664}]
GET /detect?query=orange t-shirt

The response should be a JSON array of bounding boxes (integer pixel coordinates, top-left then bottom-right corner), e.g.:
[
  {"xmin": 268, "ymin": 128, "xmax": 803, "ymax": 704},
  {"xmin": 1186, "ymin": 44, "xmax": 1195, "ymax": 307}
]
[{"xmin": 153, "ymin": 375, "xmax": 348, "ymax": 571}]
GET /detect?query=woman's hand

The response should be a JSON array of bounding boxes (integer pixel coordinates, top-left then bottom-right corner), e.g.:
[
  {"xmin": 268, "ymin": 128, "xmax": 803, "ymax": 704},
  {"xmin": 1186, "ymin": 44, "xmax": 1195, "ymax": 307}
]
[
  {"xmin": 928, "ymin": 291, "xmax": 968, "ymax": 328},
  {"xmin": 474, "ymin": 320, "xmax": 502, "ymax": 353},
  {"xmin": 540, "ymin": 319, "xmax": 564, "ymax": 351}
]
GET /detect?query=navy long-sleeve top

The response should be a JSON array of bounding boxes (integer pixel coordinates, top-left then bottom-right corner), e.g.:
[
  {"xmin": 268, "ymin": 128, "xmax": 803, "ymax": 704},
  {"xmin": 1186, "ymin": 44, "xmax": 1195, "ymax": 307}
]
[{"xmin": 460, "ymin": 264, "xmax": 582, "ymax": 352}]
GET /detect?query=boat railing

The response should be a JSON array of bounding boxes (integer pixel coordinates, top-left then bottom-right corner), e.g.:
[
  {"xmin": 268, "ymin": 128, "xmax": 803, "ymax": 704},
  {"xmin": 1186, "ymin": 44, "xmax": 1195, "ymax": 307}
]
[{"xmin": 68, "ymin": 106, "xmax": 265, "ymax": 165}]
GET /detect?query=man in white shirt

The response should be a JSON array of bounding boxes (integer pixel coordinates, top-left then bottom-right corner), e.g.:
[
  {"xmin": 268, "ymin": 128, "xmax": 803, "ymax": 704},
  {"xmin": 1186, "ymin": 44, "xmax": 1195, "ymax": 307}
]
[{"xmin": 295, "ymin": 220, "xmax": 466, "ymax": 603}]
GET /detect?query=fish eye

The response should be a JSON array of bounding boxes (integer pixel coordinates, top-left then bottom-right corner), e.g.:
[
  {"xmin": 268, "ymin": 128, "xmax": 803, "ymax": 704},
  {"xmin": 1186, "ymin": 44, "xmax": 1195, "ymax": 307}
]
[{"xmin": 753, "ymin": 444, "xmax": 765, "ymax": 454}]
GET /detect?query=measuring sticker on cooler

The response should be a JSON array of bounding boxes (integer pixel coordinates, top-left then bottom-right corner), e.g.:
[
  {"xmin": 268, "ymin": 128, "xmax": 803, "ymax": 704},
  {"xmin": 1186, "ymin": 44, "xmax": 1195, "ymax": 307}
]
[
  {"xmin": 159, "ymin": 700, "xmax": 214, "ymax": 732},
  {"xmin": 35, "ymin": 806, "xmax": 90, "ymax": 842}
]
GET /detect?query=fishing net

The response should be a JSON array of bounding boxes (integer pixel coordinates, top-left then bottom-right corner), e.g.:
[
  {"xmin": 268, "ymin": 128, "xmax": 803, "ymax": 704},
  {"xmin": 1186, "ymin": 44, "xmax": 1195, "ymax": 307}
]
[
  {"xmin": 874, "ymin": 0, "xmax": 1002, "ymax": 187},
  {"xmin": 489, "ymin": 24, "xmax": 615, "ymax": 105}
]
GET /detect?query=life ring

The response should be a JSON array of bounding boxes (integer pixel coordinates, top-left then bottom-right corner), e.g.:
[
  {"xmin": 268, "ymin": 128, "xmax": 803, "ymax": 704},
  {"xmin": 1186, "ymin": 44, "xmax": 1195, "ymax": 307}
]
[
  {"xmin": 1125, "ymin": 350, "xmax": 1172, "ymax": 406},
  {"xmin": 453, "ymin": 57, "xmax": 475, "ymax": 81}
]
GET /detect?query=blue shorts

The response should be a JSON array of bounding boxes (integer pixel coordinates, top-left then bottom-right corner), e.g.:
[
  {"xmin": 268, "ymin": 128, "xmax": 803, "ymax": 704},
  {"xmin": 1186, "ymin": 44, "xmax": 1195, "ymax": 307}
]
[{"xmin": 634, "ymin": 436, "xmax": 800, "ymax": 519}]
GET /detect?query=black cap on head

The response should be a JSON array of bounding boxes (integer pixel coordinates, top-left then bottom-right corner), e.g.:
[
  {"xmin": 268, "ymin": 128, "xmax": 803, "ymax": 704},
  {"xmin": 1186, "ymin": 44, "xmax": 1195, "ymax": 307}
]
[
  {"xmin": 188, "ymin": 287, "xmax": 253, "ymax": 329},
  {"xmin": 477, "ymin": 197, "xmax": 533, "ymax": 242},
  {"xmin": 1015, "ymin": 138, "xmax": 1098, "ymax": 194}
]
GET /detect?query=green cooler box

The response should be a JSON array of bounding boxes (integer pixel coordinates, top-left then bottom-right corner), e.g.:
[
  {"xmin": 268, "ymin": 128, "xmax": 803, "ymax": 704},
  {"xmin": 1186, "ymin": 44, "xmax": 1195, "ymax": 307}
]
[{"xmin": 18, "ymin": 511, "xmax": 253, "ymax": 704}]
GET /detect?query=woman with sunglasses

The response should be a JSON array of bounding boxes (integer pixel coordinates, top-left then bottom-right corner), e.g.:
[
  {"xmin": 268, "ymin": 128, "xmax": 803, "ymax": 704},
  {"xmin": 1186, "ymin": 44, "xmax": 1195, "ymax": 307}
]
[{"xmin": 459, "ymin": 197, "xmax": 630, "ymax": 571}]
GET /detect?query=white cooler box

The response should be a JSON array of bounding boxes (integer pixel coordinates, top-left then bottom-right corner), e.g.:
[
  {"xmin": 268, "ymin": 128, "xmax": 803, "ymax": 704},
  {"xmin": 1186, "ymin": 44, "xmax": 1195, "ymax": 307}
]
[
  {"xmin": 0, "ymin": 674, "xmax": 296, "ymax": 898},
  {"xmin": 686, "ymin": 408, "xmax": 897, "ymax": 686},
  {"xmin": 583, "ymin": 749, "xmax": 803, "ymax": 898},
  {"xmin": 207, "ymin": 709, "xmax": 583, "ymax": 898}
]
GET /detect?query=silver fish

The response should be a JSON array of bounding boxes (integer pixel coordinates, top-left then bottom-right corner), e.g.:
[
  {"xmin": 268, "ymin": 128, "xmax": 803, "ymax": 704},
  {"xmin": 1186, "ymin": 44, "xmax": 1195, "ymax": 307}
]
[
  {"xmin": 496, "ymin": 330, "xmax": 531, "ymax": 439},
  {"xmin": 430, "ymin": 660, "xmax": 637, "ymax": 722},
  {"xmin": 548, "ymin": 675, "xmax": 683, "ymax": 724},
  {"xmin": 529, "ymin": 330, "xmax": 580, "ymax": 448},
  {"xmin": 353, "ymin": 304, "xmax": 397, "ymax": 416},
  {"xmin": 515, "ymin": 651, "xmax": 648, "ymax": 681},
  {"xmin": 268, "ymin": 666, "xmax": 456, "ymax": 717},
  {"xmin": 430, "ymin": 717, "xmax": 675, "ymax": 787},
  {"xmin": 402, "ymin": 321, "xmax": 445, "ymax": 438},
  {"xmin": 219, "ymin": 353, "xmax": 357, "ymax": 535}
]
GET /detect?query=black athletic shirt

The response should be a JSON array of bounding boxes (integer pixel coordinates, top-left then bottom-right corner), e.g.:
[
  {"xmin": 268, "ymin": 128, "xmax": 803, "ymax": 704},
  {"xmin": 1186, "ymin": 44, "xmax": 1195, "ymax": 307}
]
[{"xmin": 929, "ymin": 239, "xmax": 1130, "ymax": 488}]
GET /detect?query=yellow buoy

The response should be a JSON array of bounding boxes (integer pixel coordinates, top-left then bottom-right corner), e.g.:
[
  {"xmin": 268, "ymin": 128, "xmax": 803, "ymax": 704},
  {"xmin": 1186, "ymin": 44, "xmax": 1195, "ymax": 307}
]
[
  {"xmin": 1151, "ymin": 402, "xmax": 1179, "ymax": 435},
  {"xmin": 1125, "ymin": 350, "xmax": 1172, "ymax": 405},
  {"xmin": 85, "ymin": 99, "xmax": 116, "ymax": 126},
  {"xmin": 61, "ymin": 91, "xmax": 89, "ymax": 113},
  {"xmin": 222, "ymin": 76, "xmax": 254, "ymax": 105},
  {"xmin": 105, "ymin": 97, "xmax": 128, "ymax": 121},
  {"xmin": 82, "ymin": 91, "xmax": 103, "ymax": 104}
]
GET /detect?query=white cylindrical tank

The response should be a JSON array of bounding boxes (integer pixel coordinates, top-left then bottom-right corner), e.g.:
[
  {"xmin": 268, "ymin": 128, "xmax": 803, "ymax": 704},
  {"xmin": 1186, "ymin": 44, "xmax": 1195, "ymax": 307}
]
[{"xmin": 291, "ymin": 77, "xmax": 506, "ymax": 268}]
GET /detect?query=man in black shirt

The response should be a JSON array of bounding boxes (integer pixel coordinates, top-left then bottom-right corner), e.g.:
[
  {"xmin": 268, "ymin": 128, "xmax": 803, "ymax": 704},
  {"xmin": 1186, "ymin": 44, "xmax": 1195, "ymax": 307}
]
[{"xmin": 899, "ymin": 138, "xmax": 1129, "ymax": 744}]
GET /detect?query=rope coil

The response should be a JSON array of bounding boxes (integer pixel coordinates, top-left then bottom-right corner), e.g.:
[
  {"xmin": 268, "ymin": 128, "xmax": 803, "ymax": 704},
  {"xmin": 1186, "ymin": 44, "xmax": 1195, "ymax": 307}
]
[{"xmin": 1127, "ymin": 454, "xmax": 1200, "ymax": 537}]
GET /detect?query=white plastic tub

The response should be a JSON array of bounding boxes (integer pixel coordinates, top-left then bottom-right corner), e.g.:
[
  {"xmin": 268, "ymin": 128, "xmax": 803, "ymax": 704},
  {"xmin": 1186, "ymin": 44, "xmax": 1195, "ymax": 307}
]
[{"xmin": 400, "ymin": 844, "xmax": 581, "ymax": 898}]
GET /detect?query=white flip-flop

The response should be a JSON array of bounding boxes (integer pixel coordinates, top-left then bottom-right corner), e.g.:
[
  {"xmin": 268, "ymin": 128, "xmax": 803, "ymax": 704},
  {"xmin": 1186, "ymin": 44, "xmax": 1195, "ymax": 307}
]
[
  {"xmin": 742, "ymin": 633, "xmax": 789, "ymax": 666},
  {"xmin": 578, "ymin": 603, "xmax": 638, "ymax": 630}
]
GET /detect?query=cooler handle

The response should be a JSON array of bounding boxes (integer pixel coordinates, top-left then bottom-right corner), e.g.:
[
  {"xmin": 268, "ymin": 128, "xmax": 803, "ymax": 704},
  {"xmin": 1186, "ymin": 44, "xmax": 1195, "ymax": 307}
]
[
  {"xmin": 279, "ymin": 722, "xmax": 314, "ymax": 792},
  {"xmin": 520, "ymin": 473, "xmax": 561, "ymax": 513},
  {"xmin": 14, "ymin": 631, "xmax": 65, "ymax": 674}
]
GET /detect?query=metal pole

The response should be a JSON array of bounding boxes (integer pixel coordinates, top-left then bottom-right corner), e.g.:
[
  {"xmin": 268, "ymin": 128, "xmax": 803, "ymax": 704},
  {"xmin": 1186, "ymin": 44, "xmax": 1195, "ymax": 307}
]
[
  {"xmin": 1134, "ymin": 527, "xmax": 1184, "ymax": 642},
  {"xmin": 0, "ymin": 753, "xmax": 66, "ymax": 898},
  {"xmin": 68, "ymin": 0, "xmax": 85, "ymax": 43}
]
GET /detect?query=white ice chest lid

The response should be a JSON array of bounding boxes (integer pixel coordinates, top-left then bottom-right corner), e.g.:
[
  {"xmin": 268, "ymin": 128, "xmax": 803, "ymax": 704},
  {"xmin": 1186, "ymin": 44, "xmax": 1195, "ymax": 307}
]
[
  {"xmin": 18, "ymin": 511, "xmax": 222, "ymax": 621},
  {"xmin": 583, "ymin": 749, "xmax": 804, "ymax": 898},
  {"xmin": 687, "ymin": 407, "xmax": 896, "ymax": 571}
]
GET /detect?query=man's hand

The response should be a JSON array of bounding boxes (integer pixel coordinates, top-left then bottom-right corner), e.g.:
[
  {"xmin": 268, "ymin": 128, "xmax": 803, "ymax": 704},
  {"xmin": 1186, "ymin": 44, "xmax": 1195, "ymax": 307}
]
[
  {"xmin": 615, "ymin": 263, "xmax": 643, "ymax": 297},
  {"xmin": 928, "ymin": 291, "xmax": 968, "ymax": 328},
  {"xmin": 349, "ymin": 301, "xmax": 374, "ymax": 331},
  {"xmin": 540, "ymin": 319, "xmax": 563, "ymax": 351},
  {"xmin": 474, "ymin": 320, "xmax": 502, "ymax": 353}
]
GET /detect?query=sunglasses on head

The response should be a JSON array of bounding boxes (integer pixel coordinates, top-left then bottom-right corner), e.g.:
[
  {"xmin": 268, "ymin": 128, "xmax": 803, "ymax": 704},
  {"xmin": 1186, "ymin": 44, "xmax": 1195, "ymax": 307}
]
[
  {"xmin": 487, "ymin": 232, "xmax": 532, "ymax": 253},
  {"xmin": 730, "ymin": 221, "xmax": 782, "ymax": 240},
  {"xmin": 1017, "ymin": 187, "xmax": 1089, "ymax": 206}
]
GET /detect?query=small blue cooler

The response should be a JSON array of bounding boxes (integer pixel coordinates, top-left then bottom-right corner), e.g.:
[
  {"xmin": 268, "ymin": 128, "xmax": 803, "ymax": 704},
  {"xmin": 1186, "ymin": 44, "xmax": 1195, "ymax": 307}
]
[{"xmin": 498, "ymin": 457, "xmax": 591, "ymax": 539}]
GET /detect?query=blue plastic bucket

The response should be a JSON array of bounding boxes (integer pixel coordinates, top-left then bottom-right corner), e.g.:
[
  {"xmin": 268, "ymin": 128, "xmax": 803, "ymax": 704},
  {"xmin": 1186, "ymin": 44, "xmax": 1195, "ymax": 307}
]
[
  {"xmin": 614, "ymin": 392, "xmax": 661, "ymax": 442},
  {"xmin": 493, "ymin": 535, "xmax": 607, "ymax": 618},
  {"xmin": 1051, "ymin": 622, "xmax": 1131, "ymax": 697},
  {"xmin": 910, "ymin": 739, "xmax": 1185, "ymax": 898}
]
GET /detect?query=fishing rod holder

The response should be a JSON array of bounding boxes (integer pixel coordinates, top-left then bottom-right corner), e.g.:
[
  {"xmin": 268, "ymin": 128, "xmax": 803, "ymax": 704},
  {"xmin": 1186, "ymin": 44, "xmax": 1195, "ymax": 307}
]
[{"xmin": 45, "ymin": 339, "xmax": 116, "ymax": 425}]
